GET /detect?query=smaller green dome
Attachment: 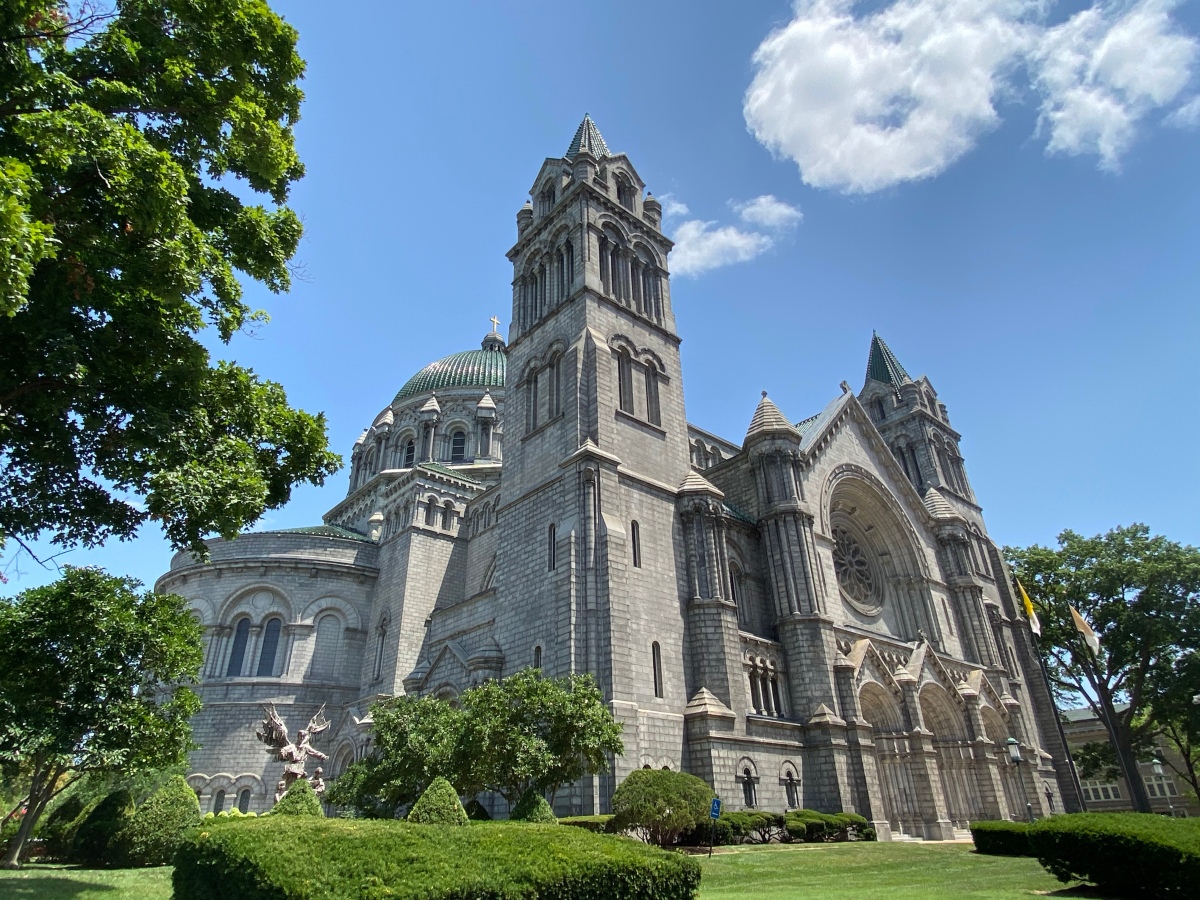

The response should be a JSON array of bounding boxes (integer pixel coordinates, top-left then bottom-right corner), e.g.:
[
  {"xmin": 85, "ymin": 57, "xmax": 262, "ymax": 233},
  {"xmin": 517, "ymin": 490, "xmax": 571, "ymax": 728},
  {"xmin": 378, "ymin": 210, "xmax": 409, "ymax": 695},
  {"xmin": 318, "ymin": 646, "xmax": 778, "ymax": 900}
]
[{"xmin": 394, "ymin": 339, "xmax": 506, "ymax": 404}]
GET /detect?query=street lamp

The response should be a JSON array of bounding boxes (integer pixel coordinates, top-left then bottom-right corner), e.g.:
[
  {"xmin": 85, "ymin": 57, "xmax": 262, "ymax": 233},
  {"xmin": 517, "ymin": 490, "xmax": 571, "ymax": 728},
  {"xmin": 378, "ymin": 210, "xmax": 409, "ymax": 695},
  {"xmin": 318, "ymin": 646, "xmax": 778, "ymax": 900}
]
[
  {"xmin": 1007, "ymin": 737, "xmax": 1036, "ymax": 823},
  {"xmin": 1151, "ymin": 758, "xmax": 1175, "ymax": 818}
]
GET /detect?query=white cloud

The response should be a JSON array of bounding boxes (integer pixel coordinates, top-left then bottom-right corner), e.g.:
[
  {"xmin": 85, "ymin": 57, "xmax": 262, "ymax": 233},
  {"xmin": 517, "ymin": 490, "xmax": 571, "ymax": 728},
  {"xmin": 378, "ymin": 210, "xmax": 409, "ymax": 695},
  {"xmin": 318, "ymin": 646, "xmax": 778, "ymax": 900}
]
[
  {"xmin": 670, "ymin": 220, "xmax": 774, "ymax": 277},
  {"xmin": 1033, "ymin": 0, "xmax": 1199, "ymax": 168},
  {"xmin": 743, "ymin": 0, "xmax": 1199, "ymax": 192},
  {"xmin": 1166, "ymin": 94, "xmax": 1200, "ymax": 128},
  {"xmin": 735, "ymin": 194, "xmax": 804, "ymax": 228},
  {"xmin": 658, "ymin": 193, "xmax": 690, "ymax": 219}
]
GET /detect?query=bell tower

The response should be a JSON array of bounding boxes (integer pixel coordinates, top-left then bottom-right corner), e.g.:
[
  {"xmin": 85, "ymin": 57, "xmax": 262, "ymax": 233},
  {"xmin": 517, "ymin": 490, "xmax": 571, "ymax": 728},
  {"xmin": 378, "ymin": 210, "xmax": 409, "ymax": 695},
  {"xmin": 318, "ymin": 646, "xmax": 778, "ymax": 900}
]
[{"xmin": 491, "ymin": 116, "xmax": 695, "ymax": 810}]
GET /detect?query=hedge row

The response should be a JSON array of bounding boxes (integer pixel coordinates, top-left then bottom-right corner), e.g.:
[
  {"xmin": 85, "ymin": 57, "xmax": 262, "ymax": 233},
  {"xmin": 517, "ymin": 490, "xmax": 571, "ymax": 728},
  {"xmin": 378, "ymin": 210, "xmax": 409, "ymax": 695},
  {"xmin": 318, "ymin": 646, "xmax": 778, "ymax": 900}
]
[
  {"xmin": 679, "ymin": 809, "xmax": 874, "ymax": 846},
  {"xmin": 174, "ymin": 816, "xmax": 701, "ymax": 900},
  {"xmin": 972, "ymin": 814, "xmax": 1200, "ymax": 898},
  {"xmin": 558, "ymin": 815, "xmax": 616, "ymax": 833}
]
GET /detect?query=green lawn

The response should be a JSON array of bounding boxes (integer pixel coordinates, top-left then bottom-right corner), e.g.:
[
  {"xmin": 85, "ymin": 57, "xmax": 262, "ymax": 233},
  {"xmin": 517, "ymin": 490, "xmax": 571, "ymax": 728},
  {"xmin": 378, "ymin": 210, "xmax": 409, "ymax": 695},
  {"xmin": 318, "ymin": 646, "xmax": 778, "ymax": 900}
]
[
  {"xmin": 699, "ymin": 842, "xmax": 1077, "ymax": 900},
  {"xmin": 0, "ymin": 864, "xmax": 173, "ymax": 900},
  {"xmin": 0, "ymin": 844, "xmax": 1079, "ymax": 900}
]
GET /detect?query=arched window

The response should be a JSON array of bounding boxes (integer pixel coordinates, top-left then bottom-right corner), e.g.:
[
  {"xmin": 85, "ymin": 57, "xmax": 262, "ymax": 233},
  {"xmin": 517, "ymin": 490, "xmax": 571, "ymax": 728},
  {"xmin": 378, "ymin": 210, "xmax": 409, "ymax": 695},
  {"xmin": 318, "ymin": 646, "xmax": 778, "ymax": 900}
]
[
  {"xmin": 238, "ymin": 788, "xmax": 251, "ymax": 814},
  {"xmin": 212, "ymin": 790, "xmax": 226, "ymax": 814},
  {"xmin": 226, "ymin": 617, "xmax": 251, "ymax": 677},
  {"xmin": 403, "ymin": 438, "xmax": 416, "ymax": 468},
  {"xmin": 729, "ymin": 564, "xmax": 745, "ymax": 627},
  {"xmin": 442, "ymin": 501, "xmax": 454, "ymax": 531},
  {"xmin": 533, "ymin": 645, "xmax": 542, "ymax": 670},
  {"xmin": 617, "ymin": 350, "xmax": 634, "ymax": 414},
  {"xmin": 450, "ymin": 430, "xmax": 467, "ymax": 462},
  {"xmin": 616, "ymin": 173, "xmax": 635, "ymax": 210},
  {"xmin": 425, "ymin": 496, "xmax": 438, "ymax": 526},
  {"xmin": 742, "ymin": 768, "xmax": 756, "ymax": 808},
  {"xmin": 312, "ymin": 613, "xmax": 339, "ymax": 680},
  {"xmin": 256, "ymin": 617, "xmax": 282, "ymax": 677},
  {"xmin": 872, "ymin": 397, "xmax": 886, "ymax": 422},
  {"xmin": 548, "ymin": 524, "xmax": 557, "ymax": 571},
  {"xmin": 645, "ymin": 365, "xmax": 661, "ymax": 427},
  {"xmin": 785, "ymin": 773, "xmax": 799, "ymax": 809},
  {"xmin": 564, "ymin": 240, "xmax": 574, "ymax": 286},
  {"xmin": 631, "ymin": 520, "xmax": 641, "ymax": 568},
  {"xmin": 373, "ymin": 617, "xmax": 388, "ymax": 681},
  {"xmin": 478, "ymin": 424, "xmax": 492, "ymax": 458},
  {"xmin": 527, "ymin": 370, "xmax": 540, "ymax": 432},
  {"xmin": 652, "ymin": 641, "xmax": 664, "ymax": 698},
  {"xmin": 549, "ymin": 354, "xmax": 562, "ymax": 419}
]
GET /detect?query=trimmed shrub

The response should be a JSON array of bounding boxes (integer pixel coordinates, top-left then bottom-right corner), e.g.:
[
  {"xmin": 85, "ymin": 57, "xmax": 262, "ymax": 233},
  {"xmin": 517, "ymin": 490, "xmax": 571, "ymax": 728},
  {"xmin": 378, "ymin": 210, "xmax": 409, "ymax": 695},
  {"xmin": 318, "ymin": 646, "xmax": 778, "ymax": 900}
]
[
  {"xmin": 970, "ymin": 820, "xmax": 1034, "ymax": 857},
  {"xmin": 70, "ymin": 789, "xmax": 135, "ymax": 866},
  {"xmin": 784, "ymin": 816, "xmax": 807, "ymax": 843},
  {"xmin": 110, "ymin": 775, "xmax": 201, "ymax": 867},
  {"xmin": 678, "ymin": 815, "xmax": 736, "ymax": 847},
  {"xmin": 38, "ymin": 795, "xmax": 89, "ymax": 860},
  {"xmin": 721, "ymin": 811, "xmax": 786, "ymax": 844},
  {"xmin": 463, "ymin": 798, "xmax": 491, "ymax": 821},
  {"xmin": 1030, "ymin": 812, "xmax": 1200, "ymax": 898},
  {"xmin": 407, "ymin": 777, "xmax": 468, "ymax": 826},
  {"xmin": 559, "ymin": 814, "xmax": 616, "ymax": 833},
  {"xmin": 173, "ymin": 816, "xmax": 701, "ymax": 900},
  {"xmin": 611, "ymin": 769, "xmax": 713, "ymax": 848},
  {"xmin": 510, "ymin": 789, "xmax": 556, "ymax": 824},
  {"xmin": 269, "ymin": 779, "xmax": 324, "ymax": 818},
  {"xmin": 785, "ymin": 809, "xmax": 868, "ymax": 842}
]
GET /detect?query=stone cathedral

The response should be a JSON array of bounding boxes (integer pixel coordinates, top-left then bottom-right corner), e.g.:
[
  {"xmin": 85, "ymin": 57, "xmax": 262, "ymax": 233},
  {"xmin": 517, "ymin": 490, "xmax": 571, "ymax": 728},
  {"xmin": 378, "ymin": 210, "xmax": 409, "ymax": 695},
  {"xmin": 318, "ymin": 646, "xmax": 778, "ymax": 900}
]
[{"xmin": 158, "ymin": 116, "xmax": 1079, "ymax": 838}]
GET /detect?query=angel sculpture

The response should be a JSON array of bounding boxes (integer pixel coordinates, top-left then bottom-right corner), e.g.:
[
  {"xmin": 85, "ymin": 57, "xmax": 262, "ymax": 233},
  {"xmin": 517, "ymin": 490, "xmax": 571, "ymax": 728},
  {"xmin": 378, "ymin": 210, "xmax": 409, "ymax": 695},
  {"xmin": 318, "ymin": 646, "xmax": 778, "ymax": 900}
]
[{"xmin": 256, "ymin": 703, "xmax": 330, "ymax": 793}]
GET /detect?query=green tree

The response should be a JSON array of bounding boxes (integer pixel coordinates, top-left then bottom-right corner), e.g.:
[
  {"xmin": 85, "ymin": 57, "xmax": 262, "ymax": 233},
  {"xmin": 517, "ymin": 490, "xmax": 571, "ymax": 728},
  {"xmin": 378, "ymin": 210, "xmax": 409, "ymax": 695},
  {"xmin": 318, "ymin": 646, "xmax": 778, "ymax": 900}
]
[
  {"xmin": 456, "ymin": 669, "xmax": 625, "ymax": 806},
  {"xmin": 325, "ymin": 694, "xmax": 463, "ymax": 818},
  {"xmin": 0, "ymin": 566, "xmax": 202, "ymax": 867},
  {"xmin": 610, "ymin": 769, "xmax": 713, "ymax": 848},
  {"xmin": 0, "ymin": 0, "xmax": 340, "ymax": 560},
  {"xmin": 1006, "ymin": 525, "xmax": 1200, "ymax": 814}
]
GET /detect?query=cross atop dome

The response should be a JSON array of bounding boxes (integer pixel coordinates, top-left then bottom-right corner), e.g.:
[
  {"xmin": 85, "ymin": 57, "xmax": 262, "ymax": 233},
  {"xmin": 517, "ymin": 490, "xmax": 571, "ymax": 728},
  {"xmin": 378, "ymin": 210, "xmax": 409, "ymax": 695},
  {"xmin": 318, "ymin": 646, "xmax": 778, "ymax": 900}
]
[{"xmin": 566, "ymin": 114, "xmax": 611, "ymax": 159}]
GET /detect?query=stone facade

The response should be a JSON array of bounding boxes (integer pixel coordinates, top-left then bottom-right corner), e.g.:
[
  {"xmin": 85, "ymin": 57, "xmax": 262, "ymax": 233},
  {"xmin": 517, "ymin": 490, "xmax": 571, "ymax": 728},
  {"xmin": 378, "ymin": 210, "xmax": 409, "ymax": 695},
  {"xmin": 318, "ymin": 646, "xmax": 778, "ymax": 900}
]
[{"xmin": 157, "ymin": 116, "xmax": 1080, "ymax": 834}]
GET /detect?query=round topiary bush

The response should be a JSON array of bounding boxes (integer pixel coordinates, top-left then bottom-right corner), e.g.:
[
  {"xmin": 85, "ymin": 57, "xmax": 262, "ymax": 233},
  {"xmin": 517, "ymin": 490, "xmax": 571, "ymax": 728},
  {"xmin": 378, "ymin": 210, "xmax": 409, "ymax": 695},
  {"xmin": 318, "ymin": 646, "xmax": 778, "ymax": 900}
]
[
  {"xmin": 110, "ymin": 775, "xmax": 201, "ymax": 867},
  {"xmin": 38, "ymin": 795, "xmax": 88, "ymax": 860},
  {"xmin": 269, "ymin": 779, "xmax": 325, "ymax": 817},
  {"xmin": 407, "ymin": 777, "xmax": 469, "ymax": 826},
  {"xmin": 510, "ymin": 789, "xmax": 556, "ymax": 824},
  {"xmin": 71, "ymin": 789, "xmax": 135, "ymax": 866},
  {"xmin": 611, "ymin": 769, "xmax": 712, "ymax": 848}
]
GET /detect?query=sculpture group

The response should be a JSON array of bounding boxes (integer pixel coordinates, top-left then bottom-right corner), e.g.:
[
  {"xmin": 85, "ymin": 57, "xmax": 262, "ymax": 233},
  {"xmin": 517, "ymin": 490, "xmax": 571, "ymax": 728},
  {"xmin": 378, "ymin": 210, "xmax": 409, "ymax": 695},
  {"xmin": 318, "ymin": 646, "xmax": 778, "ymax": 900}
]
[{"xmin": 255, "ymin": 704, "xmax": 330, "ymax": 803}]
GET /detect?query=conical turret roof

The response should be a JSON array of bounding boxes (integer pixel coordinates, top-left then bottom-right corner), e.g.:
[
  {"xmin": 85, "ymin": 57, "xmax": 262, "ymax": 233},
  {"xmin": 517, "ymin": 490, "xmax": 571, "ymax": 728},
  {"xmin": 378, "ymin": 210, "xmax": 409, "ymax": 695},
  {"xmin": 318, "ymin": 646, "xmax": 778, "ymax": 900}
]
[
  {"xmin": 744, "ymin": 392, "xmax": 798, "ymax": 443},
  {"xmin": 865, "ymin": 331, "xmax": 912, "ymax": 387},
  {"xmin": 567, "ymin": 114, "xmax": 611, "ymax": 159}
]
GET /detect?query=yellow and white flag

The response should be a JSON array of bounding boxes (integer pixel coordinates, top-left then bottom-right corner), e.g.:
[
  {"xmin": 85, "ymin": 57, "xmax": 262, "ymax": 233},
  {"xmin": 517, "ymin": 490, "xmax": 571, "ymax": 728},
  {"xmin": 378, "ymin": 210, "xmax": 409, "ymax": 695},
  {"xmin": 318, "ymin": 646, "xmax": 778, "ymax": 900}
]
[
  {"xmin": 1069, "ymin": 606, "xmax": 1101, "ymax": 655},
  {"xmin": 1016, "ymin": 579, "xmax": 1042, "ymax": 638}
]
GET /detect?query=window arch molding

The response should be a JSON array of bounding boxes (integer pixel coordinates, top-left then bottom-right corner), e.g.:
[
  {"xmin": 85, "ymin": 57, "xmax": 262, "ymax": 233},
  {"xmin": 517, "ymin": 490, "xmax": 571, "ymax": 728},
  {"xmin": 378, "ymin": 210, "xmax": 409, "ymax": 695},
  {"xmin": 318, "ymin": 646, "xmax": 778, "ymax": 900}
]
[
  {"xmin": 217, "ymin": 586, "xmax": 293, "ymax": 634},
  {"xmin": 298, "ymin": 596, "xmax": 362, "ymax": 631}
]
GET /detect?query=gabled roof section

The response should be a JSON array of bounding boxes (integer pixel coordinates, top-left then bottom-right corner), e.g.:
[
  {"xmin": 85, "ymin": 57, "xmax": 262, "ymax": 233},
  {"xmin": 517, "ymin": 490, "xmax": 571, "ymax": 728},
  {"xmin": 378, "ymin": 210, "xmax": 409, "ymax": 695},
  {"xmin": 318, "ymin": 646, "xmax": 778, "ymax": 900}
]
[
  {"xmin": 744, "ymin": 392, "xmax": 799, "ymax": 444},
  {"xmin": 798, "ymin": 392, "xmax": 853, "ymax": 454},
  {"xmin": 417, "ymin": 461, "xmax": 483, "ymax": 486},
  {"xmin": 567, "ymin": 114, "xmax": 611, "ymax": 159},
  {"xmin": 865, "ymin": 331, "xmax": 912, "ymax": 388}
]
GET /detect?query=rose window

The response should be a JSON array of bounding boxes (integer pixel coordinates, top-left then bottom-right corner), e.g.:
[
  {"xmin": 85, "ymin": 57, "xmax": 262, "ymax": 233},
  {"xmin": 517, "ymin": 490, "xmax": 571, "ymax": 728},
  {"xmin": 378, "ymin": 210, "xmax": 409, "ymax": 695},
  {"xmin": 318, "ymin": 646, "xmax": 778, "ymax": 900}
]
[{"xmin": 833, "ymin": 527, "xmax": 876, "ymax": 607}]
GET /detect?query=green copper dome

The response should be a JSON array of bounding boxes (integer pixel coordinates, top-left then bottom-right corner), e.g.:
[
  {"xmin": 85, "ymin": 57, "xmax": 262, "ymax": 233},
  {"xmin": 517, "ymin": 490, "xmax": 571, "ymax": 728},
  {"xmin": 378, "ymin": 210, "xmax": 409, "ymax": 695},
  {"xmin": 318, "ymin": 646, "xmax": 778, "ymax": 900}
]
[{"xmin": 394, "ymin": 334, "xmax": 507, "ymax": 404}]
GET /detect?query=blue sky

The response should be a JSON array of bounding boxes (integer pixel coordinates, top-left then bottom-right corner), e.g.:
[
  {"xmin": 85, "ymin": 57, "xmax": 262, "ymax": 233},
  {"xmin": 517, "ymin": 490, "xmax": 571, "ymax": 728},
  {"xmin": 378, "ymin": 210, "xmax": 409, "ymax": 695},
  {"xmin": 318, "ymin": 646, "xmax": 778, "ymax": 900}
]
[{"xmin": 6, "ymin": 0, "xmax": 1199, "ymax": 590}]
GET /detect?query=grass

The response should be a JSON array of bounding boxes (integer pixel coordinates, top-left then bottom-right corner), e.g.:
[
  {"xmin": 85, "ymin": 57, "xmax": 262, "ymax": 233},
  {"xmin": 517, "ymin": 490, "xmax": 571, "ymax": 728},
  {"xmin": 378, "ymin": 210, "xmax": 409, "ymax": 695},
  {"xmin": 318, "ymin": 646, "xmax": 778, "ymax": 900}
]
[
  {"xmin": 0, "ymin": 843, "xmax": 1080, "ymax": 900},
  {"xmin": 699, "ymin": 842, "xmax": 1076, "ymax": 900},
  {"xmin": 0, "ymin": 864, "xmax": 173, "ymax": 900}
]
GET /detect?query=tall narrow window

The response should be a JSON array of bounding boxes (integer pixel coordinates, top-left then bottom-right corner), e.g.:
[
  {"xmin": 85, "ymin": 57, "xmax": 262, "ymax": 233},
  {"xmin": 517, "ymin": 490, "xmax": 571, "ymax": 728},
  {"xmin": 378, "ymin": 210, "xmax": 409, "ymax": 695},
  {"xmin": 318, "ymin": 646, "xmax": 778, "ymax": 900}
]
[
  {"xmin": 730, "ymin": 564, "xmax": 745, "ymax": 627},
  {"xmin": 652, "ymin": 641, "xmax": 664, "ymax": 698},
  {"xmin": 373, "ymin": 618, "xmax": 388, "ymax": 681},
  {"xmin": 442, "ymin": 501, "xmax": 454, "ymax": 531},
  {"xmin": 617, "ymin": 351, "xmax": 634, "ymax": 414},
  {"xmin": 425, "ymin": 496, "xmax": 438, "ymax": 526},
  {"xmin": 213, "ymin": 790, "xmax": 225, "ymax": 814},
  {"xmin": 548, "ymin": 524, "xmax": 557, "ymax": 571},
  {"xmin": 631, "ymin": 520, "xmax": 642, "ymax": 568},
  {"xmin": 238, "ymin": 789, "xmax": 251, "ymax": 814},
  {"xmin": 645, "ymin": 366, "xmax": 661, "ymax": 426},
  {"xmin": 256, "ymin": 617, "xmax": 282, "ymax": 677},
  {"xmin": 550, "ymin": 355, "xmax": 562, "ymax": 419},
  {"xmin": 533, "ymin": 645, "xmax": 542, "ymax": 670},
  {"xmin": 565, "ymin": 240, "xmax": 574, "ymax": 286},
  {"xmin": 785, "ymin": 773, "xmax": 799, "ymax": 809},
  {"xmin": 478, "ymin": 424, "xmax": 491, "ymax": 458},
  {"xmin": 312, "ymin": 613, "xmax": 339, "ymax": 680},
  {"xmin": 450, "ymin": 430, "xmax": 466, "ymax": 462},
  {"xmin": 742, "ymin": 768, "xmax": 756, "ymax": 808},
  {"xmin": 226, "ymin": 617, "xmax": 250, "ymax": 677},
  {"xmin": 403, "ymin": 439, "xmax": 416, "ymax": 468}
]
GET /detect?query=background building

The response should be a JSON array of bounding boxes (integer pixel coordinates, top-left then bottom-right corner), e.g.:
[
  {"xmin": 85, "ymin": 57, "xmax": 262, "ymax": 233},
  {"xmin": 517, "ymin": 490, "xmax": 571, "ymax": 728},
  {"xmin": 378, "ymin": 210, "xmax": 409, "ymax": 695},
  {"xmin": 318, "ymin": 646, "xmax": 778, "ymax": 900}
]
[{"xmin": 158, "ymin": 117, "xmax": 1078, "ymax": 836}]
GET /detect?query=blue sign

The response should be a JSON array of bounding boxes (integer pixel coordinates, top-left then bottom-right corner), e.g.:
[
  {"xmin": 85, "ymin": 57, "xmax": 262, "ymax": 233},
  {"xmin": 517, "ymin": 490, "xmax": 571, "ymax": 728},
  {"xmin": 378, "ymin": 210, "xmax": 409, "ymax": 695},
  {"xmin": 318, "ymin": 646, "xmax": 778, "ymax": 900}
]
[{"xmin": 710, "ymin": 798, "xmax": 722, "ymax": 819}]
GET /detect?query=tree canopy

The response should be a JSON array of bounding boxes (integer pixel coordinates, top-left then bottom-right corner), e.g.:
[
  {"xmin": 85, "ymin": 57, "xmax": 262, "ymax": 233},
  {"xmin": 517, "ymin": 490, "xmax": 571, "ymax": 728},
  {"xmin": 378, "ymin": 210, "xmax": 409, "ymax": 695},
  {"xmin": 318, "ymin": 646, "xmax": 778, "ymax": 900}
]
[
  {"xmin": 1006, "ymin": 524, "xmax": 1200, "ymax": 813},
  {"xmin": 0, "ymin": 566, "xmax": 203, "ymax": 866},
  {"xmin": 0, "ymin": 0, "xmax": 340, "ymax": 559},
  {"xmin": 326, "ymin": 669, "xmax": 625, "ymax": 817}
]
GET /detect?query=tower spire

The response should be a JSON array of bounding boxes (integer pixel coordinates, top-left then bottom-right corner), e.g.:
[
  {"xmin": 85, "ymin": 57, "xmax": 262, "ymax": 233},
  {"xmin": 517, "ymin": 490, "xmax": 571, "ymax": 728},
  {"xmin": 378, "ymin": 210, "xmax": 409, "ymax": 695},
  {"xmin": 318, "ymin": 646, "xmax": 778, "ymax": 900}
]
[
  {"xmin": 566, "ymin": 114, "xmax": 611, "ymax": 159},
  {"xmin": 864, "ymin": 331, "xmax": 912, "ymax": 388}
]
